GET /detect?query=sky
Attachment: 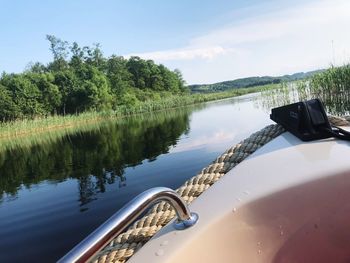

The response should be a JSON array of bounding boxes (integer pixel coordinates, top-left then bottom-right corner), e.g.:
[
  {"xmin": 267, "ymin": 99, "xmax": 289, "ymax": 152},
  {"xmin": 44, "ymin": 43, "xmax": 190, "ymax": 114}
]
[{"xmin": 1, "ymin": 0, "xmax": 350, "ymax": 84}]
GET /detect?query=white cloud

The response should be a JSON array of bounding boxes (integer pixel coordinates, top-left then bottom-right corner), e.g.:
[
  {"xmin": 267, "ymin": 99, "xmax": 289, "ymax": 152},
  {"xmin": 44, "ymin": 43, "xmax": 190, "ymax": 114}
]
[
  {"xmin": 190, "ymin": 0, "xmax": 350, "ymax": 47},
  {"xmin": 125, "ymin": 46, "xmax": 236, "ymax": 61},
  {"xmin": 170, "ymin": 131, "xmax": 236, "ymax": 153}
]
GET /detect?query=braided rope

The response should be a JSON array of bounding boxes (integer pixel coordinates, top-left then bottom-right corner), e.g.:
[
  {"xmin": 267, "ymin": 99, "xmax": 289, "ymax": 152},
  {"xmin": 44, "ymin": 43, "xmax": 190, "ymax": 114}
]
[
  {"xmin": 93, "ymin": 116, "xmax": 350, "ymax": 263},
  {"xmin": 328, "ymin": 115, "xmax": 350, "ymax": 126}
]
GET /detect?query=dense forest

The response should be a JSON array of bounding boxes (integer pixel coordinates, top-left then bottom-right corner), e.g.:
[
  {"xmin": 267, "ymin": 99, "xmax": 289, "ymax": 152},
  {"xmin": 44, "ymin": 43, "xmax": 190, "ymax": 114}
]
[
  {"xmin": 189, "ymin": 70, "xmax": 324, "ymax": 93},
  {"xmin": 0, "ymin": 35, "xmax": 186, "ymax": 121}
]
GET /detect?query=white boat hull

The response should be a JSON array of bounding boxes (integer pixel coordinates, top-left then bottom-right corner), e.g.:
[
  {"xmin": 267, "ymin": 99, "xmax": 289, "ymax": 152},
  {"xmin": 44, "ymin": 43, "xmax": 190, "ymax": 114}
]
[{"xmin": 129, "ymin": 131, "xmax": 350, "ymax": 263}]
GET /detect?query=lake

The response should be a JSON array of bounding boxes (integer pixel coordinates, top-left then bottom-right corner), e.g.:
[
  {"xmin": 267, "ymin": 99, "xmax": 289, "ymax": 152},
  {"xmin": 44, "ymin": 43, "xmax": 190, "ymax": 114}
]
[{"xmin": 0, "ymin": 93, "xmax": 276, "ymax": 262}]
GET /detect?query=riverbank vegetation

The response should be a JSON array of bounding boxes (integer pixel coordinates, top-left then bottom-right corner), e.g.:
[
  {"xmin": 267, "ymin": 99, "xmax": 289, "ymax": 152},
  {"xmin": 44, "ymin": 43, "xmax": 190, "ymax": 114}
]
[
  {"xmin": 0, "ymin": 35, "xmax": 273, "ymax": 139},
  {"xmin": 309, "ymin": 64, "xmax": 350, "ymax": 114},
  {"xmin": 0, "ymin": 35, "xmax": 280, "ymax": 139},
  {"xmin": 0, "ymin": 35, "xmax": 186, "ymax": 121},
  {"xmin": 309, "ymin": 64, "xmax": 350, "ymax": 96},
  {"xmin": 0, "ymin": 84, "xmax": 276, "ymax": 140}
]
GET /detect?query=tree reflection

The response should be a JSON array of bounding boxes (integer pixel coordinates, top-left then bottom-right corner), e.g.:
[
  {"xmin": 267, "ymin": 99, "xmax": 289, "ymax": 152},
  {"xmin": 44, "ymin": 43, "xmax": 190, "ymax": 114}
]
[{"xmin": 0, "ymin": 109, "xmax": 193, "ymax": 206}]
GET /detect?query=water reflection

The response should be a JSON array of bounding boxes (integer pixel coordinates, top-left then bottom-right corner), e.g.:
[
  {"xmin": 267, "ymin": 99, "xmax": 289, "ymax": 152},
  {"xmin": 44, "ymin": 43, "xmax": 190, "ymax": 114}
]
[
  {"xmin": 0, "ymin": 108, "xmax": 195, "ymax": 206},
  {"xmin": 0, "ymin": 93, "xmax": 274, "ymax": 263}
]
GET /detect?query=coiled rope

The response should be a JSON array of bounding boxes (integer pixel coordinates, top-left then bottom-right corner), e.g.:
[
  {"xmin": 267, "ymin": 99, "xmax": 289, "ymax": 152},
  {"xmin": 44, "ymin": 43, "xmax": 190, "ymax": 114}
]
[{"xmin": 93, "ymin": 116, "xmax": 349, "ymax": 263}]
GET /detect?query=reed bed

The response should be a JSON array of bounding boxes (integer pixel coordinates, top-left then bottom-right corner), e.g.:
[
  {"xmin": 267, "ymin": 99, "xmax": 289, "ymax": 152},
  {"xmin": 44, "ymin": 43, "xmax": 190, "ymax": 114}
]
[
  {"xmin": 259, "ymin": 64, "xmax": 350, "ymax": 115},
  {"xmin": 0, "ymin": 107, "xmax": 197, "ymax": 153},
  {"xmin": 310, "ymin": 64, "xmax": 350, "ymax": 95}
]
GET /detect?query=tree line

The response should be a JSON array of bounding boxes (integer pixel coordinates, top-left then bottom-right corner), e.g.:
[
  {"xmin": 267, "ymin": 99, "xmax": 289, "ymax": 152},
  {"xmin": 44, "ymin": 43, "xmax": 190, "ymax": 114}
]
[{"xmin": 0, "ymin": 35, "xmax": 187, "ymax": 121}]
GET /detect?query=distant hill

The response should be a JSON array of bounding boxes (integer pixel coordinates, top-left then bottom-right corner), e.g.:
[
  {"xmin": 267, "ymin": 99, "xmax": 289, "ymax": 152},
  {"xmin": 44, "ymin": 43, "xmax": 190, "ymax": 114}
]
[{"xmin": 189, "ymin": 69, "xmax": 324, "ymax": 93}]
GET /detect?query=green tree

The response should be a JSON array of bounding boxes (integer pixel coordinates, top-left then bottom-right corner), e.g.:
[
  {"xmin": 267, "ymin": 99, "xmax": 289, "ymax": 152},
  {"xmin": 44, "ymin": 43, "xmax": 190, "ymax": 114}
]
[
  {"xmin": 147, "ymin": 60, "xmax": 163, "ymax": 91},
  {"xmin": 1, "ymin": 74, "xmax": 44, "ymax": 118},
  {"xmin": 0, "ymin": 35, "xmax": 188, "ymax": 121},
  {"xmin": 0, "ymin": 84, "xmax": 20, "ymax": 120},
  {"xmin": 26, "ymin": 62, "xmax": 47, "ymax": 73},
  {"xmin": 159, "ymin": 65, "xmax": 178, "ymax": 92},
  {"xmin": 174, "ymin": 69, "xmax": 186, "ymax": 93},
  {"xmin": 106, "ymin": 55, "xmax": 134, "ymax": 106},
  {"xmin": 81, "ymin": 66, "xmax": 112, "ymax": 111},
  {"xmin": 46, "ymin": 35, "xmax": 69, "ymax": 71},
  {"xmin": 73, "ymin": 64, "xmax": 112, "ymax": 112},
  {"xmin": 53, "ymin": 70, "xmax": 78, "ymax": 114},
  {"xmin": 26, "ymin": 73, "xmax": 62, "ymax": 114},
  {"xmin": 127, "ymin": 56, "xmax": 151, "ymax": 89},
  {"xmin": 83, "ymin": 43, "xmax": 106, "ymax": 69},
  {"xmin": 69, "ymin": 42, "xmax": 85, "ymax": 69}
]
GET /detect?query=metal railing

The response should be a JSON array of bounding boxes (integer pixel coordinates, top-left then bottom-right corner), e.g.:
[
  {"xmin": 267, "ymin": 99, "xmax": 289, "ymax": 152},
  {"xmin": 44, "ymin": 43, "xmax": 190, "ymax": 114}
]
[{"xmin": 58, "ymin": 187, "xmax": 199, "ymax": 263}]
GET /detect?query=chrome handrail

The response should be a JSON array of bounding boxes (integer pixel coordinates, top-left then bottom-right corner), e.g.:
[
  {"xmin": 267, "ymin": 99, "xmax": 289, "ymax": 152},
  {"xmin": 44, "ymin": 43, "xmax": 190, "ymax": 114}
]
[{"xmin": 58, "ymin": 187, "xmax": 199, "ymax": 263}]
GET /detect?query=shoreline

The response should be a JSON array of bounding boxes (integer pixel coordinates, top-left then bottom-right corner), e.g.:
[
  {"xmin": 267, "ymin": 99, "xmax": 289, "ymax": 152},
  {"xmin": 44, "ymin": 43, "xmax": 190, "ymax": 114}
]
[{"xmin": 0, "ymin": 85, "xmax": 277, "ymax": 141}]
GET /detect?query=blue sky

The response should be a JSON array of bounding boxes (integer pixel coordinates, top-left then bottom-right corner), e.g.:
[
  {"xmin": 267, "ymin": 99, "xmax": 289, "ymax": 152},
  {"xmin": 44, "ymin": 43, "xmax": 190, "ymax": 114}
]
[{"xmin": 1, "ymin": 0, "xmax": 350, "ymax": 84}]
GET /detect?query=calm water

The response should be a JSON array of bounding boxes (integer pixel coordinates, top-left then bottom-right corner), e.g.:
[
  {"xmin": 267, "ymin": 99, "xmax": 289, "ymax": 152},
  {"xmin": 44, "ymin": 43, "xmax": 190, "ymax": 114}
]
[{"xmin": 0, "ymin": 93, "xmax": 273, "ymax": 262}]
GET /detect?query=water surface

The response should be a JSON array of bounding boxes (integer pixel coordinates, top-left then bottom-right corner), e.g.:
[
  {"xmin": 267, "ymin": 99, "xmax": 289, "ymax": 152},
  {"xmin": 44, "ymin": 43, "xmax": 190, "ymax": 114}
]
[{"xmin": 0, "ymin": 93, "xmax": 273, "ymax": 262}]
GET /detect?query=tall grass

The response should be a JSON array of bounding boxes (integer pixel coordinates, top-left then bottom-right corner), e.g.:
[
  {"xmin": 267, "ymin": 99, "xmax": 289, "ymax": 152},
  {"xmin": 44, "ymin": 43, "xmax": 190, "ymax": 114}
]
[
  {"xmin": 259, "ymin": 64, "xmax": 350, "ymax": 115},
  {"xmin": 0, "ymin": 106, "xmax": 199, "ymax": 153},
  {"xmin": 310, "ymin": 64, "xmax": 350, "ymax": 95}
]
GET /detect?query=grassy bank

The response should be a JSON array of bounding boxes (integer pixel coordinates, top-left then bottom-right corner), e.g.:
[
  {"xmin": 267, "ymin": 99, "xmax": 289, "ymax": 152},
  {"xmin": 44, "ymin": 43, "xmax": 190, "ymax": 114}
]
[
  {"xmin": 0, "ymin": 84, "xmax": 277, "ymax": 140},
  {"xmin": 0, "ymin": 106, "xmax": 198, "ymax": 153}
]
